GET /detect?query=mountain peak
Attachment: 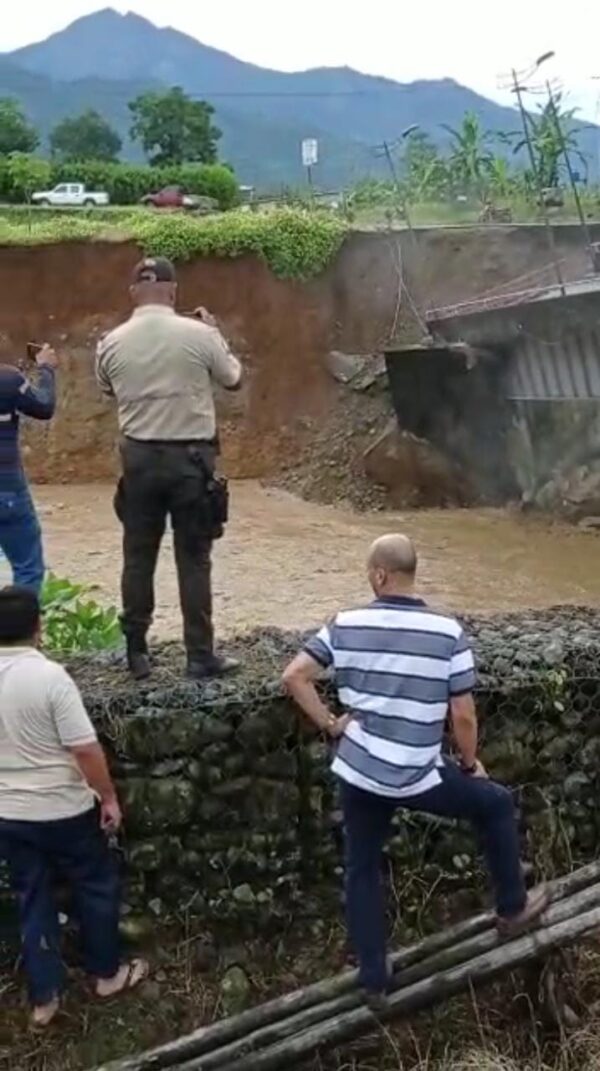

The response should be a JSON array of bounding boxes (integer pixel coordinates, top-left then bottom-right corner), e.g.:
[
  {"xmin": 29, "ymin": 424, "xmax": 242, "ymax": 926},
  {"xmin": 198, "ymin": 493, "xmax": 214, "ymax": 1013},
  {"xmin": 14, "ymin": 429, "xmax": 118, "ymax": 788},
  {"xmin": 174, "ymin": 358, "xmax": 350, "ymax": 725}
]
[{"xmin": 59, "ymin": 7, "xmax": 154, "ymax": 27}]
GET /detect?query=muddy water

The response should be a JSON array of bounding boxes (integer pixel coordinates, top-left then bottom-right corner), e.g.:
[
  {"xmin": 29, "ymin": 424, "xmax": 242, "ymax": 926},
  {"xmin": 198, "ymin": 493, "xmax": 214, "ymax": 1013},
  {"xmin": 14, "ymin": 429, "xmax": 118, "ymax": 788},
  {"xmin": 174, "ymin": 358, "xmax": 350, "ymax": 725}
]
[{"xmin": 36, "ymin": 482, "xmax": 600, "ymax": 640}]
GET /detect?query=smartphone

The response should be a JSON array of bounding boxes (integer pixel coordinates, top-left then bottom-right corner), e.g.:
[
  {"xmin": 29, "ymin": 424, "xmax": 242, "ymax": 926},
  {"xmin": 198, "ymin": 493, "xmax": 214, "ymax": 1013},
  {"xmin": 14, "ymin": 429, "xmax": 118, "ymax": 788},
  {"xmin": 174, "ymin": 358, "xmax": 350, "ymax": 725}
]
[{"xmin": 26, "ymin": 341, "xmax": 43, "ymax": 363}]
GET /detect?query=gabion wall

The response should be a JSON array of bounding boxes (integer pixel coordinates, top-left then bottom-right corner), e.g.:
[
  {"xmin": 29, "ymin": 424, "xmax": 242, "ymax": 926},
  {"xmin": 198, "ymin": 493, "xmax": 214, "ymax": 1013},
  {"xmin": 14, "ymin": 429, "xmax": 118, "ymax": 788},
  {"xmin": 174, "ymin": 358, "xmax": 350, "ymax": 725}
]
[{"xmin": 2, "ymin": 608, "xmax": 600, "ymax": 939}]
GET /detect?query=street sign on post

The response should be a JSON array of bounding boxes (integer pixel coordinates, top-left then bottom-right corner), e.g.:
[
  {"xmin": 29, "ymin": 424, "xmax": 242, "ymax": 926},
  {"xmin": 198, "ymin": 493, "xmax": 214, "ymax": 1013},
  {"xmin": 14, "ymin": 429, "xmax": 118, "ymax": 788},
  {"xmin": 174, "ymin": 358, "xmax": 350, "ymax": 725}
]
[
  {"xmin": 301, "ymin": 138, "xmax": 318, "ymax": 167},
  {"xmin": 301, "ymin": 138, "xmax": 318, "ymax": 198}
]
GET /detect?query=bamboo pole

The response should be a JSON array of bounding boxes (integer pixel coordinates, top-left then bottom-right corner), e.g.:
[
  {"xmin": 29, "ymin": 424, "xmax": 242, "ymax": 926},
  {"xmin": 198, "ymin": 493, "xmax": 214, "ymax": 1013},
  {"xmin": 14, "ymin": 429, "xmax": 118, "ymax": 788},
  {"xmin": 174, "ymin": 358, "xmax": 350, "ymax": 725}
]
[
  {"xmin": 94, "ymin": 861, "xmax": 600, "ymax": 1071},
  {"xmin": 213, "ymin": 905, "xmax": 600, "ymax": 1071},
  {"xmin": 174, "ymin": 880, "xmax": 600, "ymax": 1071}
]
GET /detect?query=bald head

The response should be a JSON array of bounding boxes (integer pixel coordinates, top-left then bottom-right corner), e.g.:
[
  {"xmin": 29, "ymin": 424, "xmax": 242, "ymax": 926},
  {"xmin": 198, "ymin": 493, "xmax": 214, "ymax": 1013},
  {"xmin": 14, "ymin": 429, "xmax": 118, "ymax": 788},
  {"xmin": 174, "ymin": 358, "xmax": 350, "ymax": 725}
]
[{"xmin": 367, "ymin": 534, "xmax": 417, "ymax": 595}]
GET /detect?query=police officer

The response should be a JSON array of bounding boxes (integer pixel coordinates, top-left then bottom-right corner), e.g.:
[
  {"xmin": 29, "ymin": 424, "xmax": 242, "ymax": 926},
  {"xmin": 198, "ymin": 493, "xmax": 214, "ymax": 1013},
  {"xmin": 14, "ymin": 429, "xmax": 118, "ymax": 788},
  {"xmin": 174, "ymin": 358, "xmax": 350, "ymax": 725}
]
[{"xmin": 96, "ymin": 257, "xmax": 242, "ymax": 681}]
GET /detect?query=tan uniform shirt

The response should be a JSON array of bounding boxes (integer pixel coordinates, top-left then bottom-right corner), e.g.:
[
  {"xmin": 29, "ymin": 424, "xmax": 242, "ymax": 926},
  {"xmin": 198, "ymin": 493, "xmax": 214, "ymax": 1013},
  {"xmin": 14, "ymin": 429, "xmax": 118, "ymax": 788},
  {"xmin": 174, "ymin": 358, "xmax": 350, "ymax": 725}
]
[
  {"xmin": 0, "ymin": 648, "xmax": 97, "ymax": 822},
  {"xmin": 96, "ymin": 305, "xmax": 241, "ymax": 441}
]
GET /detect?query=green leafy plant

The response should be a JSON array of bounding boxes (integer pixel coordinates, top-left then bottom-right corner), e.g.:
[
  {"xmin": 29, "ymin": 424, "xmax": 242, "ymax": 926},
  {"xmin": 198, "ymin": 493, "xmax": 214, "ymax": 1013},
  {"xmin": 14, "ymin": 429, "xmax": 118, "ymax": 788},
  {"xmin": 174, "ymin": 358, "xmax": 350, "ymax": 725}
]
[
  {"xmin": 443, "ymin": 112, "xmax": 494, "ymax": 200},
  {"xmin": 40, "ymin": 573, "xmax": 121, "ymax": 654},
  {"xmin": 510, "ymin": 92, "xmax": 590, "ymax": 189},
  {"xmin": 0, "ymin": 206, "xmax": 347, "ymax": 279},
  {"xmin": 402, "ymin": 130, "xmax": 451, "ymax": 201},
  {"xmin": 5, "ymin": 153, "xmax": 52, "ymax": 203}
]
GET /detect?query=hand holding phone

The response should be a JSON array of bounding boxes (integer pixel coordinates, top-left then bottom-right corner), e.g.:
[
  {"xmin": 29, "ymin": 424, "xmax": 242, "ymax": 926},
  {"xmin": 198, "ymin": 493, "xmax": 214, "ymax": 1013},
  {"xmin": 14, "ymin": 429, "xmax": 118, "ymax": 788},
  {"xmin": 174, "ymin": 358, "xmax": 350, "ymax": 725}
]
[
  {"xmin": 26, "ymin": 342, "xmax": 43, "ymax": 363},
  {"xmin": 28, "ymin": 342, "xmax": 58, "ymax": 370},
  {"xmin": 193, "ymin": 306, "xmax": 218, "ymax": 328}
]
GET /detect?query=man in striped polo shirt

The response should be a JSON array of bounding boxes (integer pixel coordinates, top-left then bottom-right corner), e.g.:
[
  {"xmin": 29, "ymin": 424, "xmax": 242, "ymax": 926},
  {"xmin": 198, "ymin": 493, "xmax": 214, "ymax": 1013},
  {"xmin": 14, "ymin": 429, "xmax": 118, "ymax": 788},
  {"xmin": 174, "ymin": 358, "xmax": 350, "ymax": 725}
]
[{"xmin": 283, "ymin": 533, "xmax": 547, "ymax": 1004}]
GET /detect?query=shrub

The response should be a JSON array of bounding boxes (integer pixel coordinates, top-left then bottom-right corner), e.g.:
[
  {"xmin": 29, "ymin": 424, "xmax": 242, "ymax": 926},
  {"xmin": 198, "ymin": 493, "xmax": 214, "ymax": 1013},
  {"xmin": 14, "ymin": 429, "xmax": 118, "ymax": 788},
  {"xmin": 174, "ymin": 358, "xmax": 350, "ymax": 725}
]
[
  {"xmin": 0, "ymin": 156, "xmax": 240, "ymax": 211},
  {"xmin": 50, "ymin": 160, "xmax": 239, "ymax": 210},
  {"xmin": 0, "ymin": 207, "xmax": 348, "ymax": 279},
  {"xmin": 41, "ymin": 573, "xmax": 121, "ymax": 654},
  {"xmin": 133, "ymin": 207, "xmax": 347, "ymax": 278}
]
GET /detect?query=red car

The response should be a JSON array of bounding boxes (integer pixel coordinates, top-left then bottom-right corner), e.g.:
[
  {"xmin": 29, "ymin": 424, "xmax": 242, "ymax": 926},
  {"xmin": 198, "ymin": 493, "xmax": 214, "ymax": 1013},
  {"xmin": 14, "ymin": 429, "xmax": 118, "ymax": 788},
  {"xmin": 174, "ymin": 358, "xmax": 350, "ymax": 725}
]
[{"xmin": 140, "ymin": 185, "xmax": 199, "ymax": 210}]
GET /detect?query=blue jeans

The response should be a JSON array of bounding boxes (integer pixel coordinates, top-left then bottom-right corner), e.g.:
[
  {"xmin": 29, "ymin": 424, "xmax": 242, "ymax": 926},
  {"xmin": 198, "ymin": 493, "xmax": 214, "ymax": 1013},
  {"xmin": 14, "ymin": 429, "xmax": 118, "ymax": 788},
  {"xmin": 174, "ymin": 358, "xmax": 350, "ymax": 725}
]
[
  {"xmin": 0, "ymin": 487, "xmax": 44, "ymax": 593},
  {"xmin": 0, "ymin": 808, "xmax": 121, "ymax": 1005},
  {"xmin": 341, "ymin": 761, "xmax": 527, "ymax": 993}
]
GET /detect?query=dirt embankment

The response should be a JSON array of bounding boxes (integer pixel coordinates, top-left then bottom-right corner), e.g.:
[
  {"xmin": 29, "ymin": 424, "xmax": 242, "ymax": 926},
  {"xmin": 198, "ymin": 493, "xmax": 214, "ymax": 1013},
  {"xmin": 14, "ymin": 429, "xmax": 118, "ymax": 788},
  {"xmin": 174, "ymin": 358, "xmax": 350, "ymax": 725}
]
[{"xmin": 0, "ymin": 225, "xmax": 594, "ymax": 486}]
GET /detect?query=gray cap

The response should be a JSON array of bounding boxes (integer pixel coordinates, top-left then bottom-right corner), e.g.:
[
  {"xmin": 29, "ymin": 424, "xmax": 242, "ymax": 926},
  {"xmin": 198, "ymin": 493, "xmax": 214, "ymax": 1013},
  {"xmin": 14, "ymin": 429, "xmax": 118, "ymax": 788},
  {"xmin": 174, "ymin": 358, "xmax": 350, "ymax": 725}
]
[{"xmin": 132, "ymin": 256, "xmax": 176, "ymax": 284}]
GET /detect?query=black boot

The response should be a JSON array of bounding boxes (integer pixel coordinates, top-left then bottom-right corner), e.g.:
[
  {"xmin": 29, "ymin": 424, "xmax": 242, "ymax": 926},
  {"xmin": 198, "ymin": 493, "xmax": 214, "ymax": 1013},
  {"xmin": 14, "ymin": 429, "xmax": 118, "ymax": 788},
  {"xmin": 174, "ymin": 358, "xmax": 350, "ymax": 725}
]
[
  {"xmin": 126, "ymin": 638, "xmax": 151, "ymax": 681},
  {"xmin": 186, "ymin": 654, "xmax": 240, "ymax": 681}
]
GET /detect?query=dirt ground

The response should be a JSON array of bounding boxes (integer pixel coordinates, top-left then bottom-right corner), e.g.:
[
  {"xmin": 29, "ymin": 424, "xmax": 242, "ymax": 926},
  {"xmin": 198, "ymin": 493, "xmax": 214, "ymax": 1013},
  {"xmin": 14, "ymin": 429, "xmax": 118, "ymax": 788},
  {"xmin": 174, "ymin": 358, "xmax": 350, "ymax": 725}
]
[{"xmin": 34, "ymin": 481, "xmax": 600, "ymax": 642}]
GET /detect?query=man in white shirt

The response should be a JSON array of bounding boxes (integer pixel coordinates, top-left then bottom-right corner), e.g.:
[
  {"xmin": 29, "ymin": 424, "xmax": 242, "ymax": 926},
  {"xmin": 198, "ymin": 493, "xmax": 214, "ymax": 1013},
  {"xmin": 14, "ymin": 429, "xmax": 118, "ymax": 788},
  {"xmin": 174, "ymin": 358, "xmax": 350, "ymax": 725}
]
[{"xmin": 0, "ymin": 587, "xmax": 147, "ymax": 1027}]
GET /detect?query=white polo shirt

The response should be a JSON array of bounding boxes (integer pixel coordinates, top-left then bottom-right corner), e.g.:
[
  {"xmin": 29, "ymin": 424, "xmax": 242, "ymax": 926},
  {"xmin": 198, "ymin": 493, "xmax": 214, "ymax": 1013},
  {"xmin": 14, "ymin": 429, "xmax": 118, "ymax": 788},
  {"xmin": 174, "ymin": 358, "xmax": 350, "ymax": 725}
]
[{"xmin": 0, "ymin": 648, "xmax": 97, "ymax": 822}]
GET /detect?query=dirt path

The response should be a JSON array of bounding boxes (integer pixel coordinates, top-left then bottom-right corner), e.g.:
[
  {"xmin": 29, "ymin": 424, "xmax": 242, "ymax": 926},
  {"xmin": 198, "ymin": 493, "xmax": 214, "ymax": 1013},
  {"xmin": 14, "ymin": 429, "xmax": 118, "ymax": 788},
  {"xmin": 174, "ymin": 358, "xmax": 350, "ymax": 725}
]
[{"xmin": 33, "ymin": 482, "xmax": 600, "ymax": 642}]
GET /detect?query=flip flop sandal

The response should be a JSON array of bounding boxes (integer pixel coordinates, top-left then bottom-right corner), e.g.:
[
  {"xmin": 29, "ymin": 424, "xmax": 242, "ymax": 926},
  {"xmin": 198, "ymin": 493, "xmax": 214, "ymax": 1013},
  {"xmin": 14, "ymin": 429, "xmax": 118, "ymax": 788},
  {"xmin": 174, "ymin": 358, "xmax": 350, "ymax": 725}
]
[
  {"xmin": 29, "ymin": 997, "xmax": 60, "ymax": 1031},
  {"xmin": 97, "ymin": 957, "xmax": 149, "ymax": 1000}
]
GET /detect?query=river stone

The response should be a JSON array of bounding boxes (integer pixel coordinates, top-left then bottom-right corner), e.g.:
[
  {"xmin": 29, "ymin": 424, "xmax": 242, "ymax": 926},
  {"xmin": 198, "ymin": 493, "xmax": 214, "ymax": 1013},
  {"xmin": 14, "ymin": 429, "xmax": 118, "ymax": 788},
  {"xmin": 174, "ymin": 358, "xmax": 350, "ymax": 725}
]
[
  {"xmin": 118, "ymin": 708, "xmax": 205, "ymax": 761},
  {"xmin": 220, "ymin": 966, "xmax": 252, "ymax": 1015},
  {"xmin": 118, "ymin": 777, "xmax": 196, "ymax": 834}
]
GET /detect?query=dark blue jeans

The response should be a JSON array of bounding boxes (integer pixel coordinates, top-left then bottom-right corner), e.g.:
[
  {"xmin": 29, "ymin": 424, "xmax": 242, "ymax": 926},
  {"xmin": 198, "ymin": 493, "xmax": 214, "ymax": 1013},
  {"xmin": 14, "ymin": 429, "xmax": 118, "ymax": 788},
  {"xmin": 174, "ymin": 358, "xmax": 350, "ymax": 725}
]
[
  {"xmin": 0, "ymin": 487, "xmax": 44, "ymax": 593},
  {"xmin": 341, "ymin": 761, "xmax": 527, "ymax": 993},
  {"xmin": 0, "ymin": 807, "xmax": 121, "ymax": 1005}
]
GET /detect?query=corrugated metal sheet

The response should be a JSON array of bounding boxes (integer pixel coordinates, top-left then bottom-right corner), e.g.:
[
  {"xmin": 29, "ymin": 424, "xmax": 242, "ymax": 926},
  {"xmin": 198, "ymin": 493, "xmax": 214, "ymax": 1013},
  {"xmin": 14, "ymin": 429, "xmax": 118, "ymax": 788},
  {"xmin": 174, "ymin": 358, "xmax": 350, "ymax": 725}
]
[{"xmin": 506, "ymin": 329, "xmax": 600, "ymax": 400}]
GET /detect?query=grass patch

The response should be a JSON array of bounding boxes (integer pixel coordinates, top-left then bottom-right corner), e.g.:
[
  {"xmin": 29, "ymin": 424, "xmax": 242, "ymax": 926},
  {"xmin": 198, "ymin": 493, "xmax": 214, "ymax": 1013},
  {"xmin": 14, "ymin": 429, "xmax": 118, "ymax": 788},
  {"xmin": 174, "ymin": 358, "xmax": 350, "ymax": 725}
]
[{"xmin": 4, "ymin": 933, "xmax": 600, "ymax": 1071}]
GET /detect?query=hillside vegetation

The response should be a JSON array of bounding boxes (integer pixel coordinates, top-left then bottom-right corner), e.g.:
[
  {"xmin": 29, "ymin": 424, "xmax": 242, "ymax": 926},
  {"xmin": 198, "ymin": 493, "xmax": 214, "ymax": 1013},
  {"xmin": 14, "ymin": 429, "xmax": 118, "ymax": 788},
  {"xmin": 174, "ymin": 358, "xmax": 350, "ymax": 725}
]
[
  {"xmin": 4, "ymin": 8, "xmax": 598, "ymax": 188},
  {"xmin": 0, "ymin": 206, "xmax": 347, "ymax": 280}
]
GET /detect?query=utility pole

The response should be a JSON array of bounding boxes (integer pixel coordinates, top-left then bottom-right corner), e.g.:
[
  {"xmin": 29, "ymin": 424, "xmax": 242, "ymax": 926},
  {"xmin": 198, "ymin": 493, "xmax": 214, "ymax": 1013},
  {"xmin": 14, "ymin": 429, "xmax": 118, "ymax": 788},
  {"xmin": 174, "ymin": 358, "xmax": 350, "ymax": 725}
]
[
  {"xmin": 511, "ymin": 68, "xmax": 566, "ymax": 294},
  {"xmin": 375, "ymin": 135, "xmax": 416, "ymax": 240},
  {"xmin": 306, "ymin": 163, "xmax": 314, "ymax": 202},
  {"xmin": 545, "ymin": 79, "xmax": 596, "ymax": 273}
]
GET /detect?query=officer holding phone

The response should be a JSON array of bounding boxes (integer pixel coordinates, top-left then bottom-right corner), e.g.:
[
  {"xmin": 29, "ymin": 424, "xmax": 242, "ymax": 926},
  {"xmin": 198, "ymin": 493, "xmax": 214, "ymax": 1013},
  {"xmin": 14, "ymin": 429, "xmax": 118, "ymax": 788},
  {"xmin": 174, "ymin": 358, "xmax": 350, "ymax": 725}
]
[
  {"xmin": 0, "ymin": 342, "xmax": 58, "ymax": 593},
  {"xmin": 96, "ymin": 257, "xmax": 242, "ymax": 681}
]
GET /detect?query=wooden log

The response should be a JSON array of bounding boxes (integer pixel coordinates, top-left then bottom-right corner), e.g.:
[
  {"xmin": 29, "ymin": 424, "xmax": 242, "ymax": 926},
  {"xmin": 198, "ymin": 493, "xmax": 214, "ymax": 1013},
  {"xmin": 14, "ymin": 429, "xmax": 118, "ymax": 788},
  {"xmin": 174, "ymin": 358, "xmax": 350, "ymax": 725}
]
[
  {"xmin": 174, "ymin": 881, "xmax": 600, "ymax": 1071},
  {"xmin": 93, "ymin": 913, "xmax": 494, "ymax": 1071},
  {"xmin": 213, "ymin": 905, "xmax": 600, "ymax": 1071},
  {"xmin": 93, "ymin": 861, "xmax": 600, "ymax": 1071}
]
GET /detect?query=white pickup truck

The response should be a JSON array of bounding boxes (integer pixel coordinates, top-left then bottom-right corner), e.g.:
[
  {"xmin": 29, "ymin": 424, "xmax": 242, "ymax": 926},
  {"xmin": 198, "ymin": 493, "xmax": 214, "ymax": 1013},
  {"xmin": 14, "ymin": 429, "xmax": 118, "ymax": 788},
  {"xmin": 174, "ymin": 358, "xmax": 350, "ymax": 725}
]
[{"xmin": 31, "ymin": 183, "xmax": 110, "ymax": 208}]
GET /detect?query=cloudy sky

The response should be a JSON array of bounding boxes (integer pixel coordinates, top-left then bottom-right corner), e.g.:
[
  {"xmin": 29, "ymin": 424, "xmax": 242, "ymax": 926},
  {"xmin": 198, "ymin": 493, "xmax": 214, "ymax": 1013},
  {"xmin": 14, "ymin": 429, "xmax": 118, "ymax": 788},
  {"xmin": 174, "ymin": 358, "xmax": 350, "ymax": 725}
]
[{"xmin": 3, "ymin": 0, "xmax": 600, "ymax": 120}]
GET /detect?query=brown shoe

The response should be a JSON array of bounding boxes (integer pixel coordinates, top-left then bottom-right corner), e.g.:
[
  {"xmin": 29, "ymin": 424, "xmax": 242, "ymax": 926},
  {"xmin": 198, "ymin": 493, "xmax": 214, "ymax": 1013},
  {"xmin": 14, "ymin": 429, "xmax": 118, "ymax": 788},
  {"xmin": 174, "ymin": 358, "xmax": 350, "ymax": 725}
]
[{"xmin": 496, "ymin": 885, "xmax": 549, "ymax": 939}]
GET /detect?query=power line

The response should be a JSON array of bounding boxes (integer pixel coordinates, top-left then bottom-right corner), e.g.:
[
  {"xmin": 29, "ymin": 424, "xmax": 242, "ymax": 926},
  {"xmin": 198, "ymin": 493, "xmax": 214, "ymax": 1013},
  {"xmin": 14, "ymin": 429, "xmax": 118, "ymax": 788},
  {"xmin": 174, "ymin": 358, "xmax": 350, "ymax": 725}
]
[{"xmin": 188, "ymin": 90, "xmax": 404, "ymax": 98}]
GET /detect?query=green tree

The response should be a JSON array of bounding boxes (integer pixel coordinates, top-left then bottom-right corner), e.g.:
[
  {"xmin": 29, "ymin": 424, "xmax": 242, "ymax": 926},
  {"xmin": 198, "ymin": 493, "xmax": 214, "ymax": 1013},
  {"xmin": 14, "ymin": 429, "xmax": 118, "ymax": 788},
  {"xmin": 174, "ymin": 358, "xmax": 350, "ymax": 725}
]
[
  {"xmin": 7, "ymin": 153, "xmax": 51, "ymax": 202},
  {"xmin": 50, "ymin": 110, "xmax": 122, "ymax": 162},
  {"xmin": 129, "ymin": 87, "xmax": 221, "ymax": 166},
  {"xmin": 401, "ymin": 131, "xmax": 449, "ymax": 200},
  {"xmin": 0, "ymin": 98, "xmax": 38, "ymax": 155},
  {"xmin": 512, "ymin": 94, "xmax": 589, "ymax": 189},
  {"xmin": 443, "ymin": 112, "xmax": 494, "ymax": 198},
  {"xmin": 486, "ymin": 156, "xmax": 514, "ymax": 198}
]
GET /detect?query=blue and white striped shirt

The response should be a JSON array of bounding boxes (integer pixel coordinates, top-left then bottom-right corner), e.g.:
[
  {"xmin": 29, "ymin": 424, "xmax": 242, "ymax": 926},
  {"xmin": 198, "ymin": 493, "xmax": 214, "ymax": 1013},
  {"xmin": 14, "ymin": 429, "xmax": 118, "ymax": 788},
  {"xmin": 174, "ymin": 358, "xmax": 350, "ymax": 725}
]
[{"xmin": 304, "ymin": 596, "xmax": 477, "ymax": 799}]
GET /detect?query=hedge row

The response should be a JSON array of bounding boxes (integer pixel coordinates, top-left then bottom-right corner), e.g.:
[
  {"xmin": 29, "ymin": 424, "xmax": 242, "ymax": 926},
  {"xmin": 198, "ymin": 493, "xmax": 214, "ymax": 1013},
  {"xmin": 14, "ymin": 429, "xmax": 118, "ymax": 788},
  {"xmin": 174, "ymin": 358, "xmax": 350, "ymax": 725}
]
[
  {"xmin": 0, "ymin": 156, "xmax": 240, "ymax": 210},
  {"xmin": 0, "ymin": 208, "xmax": 348, "ymax": 280}
]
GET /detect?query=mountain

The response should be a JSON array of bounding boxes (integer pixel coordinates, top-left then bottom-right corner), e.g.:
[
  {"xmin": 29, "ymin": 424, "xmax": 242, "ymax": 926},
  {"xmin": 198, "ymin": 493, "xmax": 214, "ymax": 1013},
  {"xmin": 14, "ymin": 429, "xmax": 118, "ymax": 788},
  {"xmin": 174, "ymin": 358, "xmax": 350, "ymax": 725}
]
[
  {"xmin": 4, "ymin": 9, "xmax": 599, "ymax": 188},
  {"xmin": 0, "ymin": 56, "xmax": 154, "ymax": 159},
  {"xmin": 0, "ymin": 55, "xmax": 367, "ymax": 186}
]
